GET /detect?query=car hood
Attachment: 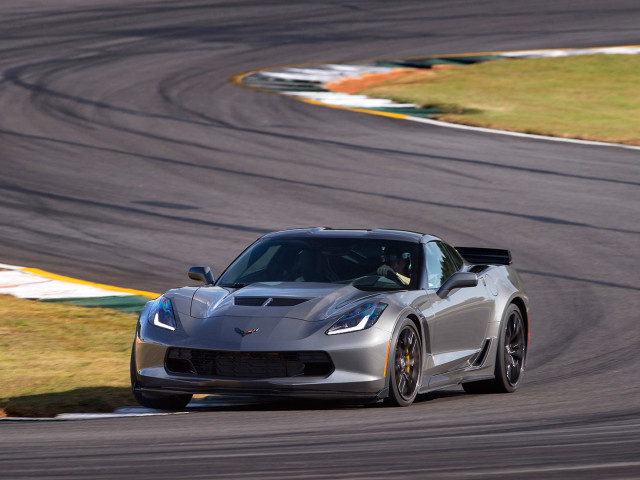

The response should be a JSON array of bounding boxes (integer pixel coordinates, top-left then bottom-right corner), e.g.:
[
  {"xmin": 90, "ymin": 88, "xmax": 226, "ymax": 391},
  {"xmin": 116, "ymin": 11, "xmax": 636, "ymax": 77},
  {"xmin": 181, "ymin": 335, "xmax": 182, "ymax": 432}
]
[{"xmin": 188, "ymin": 282, "xmax": 384, "ymax": 321}]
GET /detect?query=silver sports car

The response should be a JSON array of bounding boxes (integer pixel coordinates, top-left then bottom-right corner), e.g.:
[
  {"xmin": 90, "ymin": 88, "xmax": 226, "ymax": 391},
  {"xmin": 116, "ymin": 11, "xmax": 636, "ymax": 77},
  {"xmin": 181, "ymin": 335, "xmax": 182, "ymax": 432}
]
[{"xmin": 131, "ymin": 228, "xmax": 529, "ymax": 408}]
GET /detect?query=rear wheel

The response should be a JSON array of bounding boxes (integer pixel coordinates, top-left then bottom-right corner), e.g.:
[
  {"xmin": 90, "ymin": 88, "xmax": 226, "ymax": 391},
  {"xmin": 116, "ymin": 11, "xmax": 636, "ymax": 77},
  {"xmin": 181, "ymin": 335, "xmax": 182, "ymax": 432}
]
[
  {"xmin": 386, "ymin": 318, "xmax": 422, "ymax": 407},
  {"xmin": 462, "ymin": 304, "xmax": 526, "ymax": 394},
  {"xmin": 130, "ymin": 344, "xmax": 192, "ymax": 410}
]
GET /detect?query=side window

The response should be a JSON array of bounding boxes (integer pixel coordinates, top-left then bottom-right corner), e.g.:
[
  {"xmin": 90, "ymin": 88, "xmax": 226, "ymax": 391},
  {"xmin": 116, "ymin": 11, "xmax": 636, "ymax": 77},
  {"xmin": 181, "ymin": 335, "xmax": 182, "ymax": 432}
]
[
  {"xmin": 425, "ymin": 242, "xmax": 457, "ymax": 289},
  {"xmin": 444, "ymin": 243, "xmax": 464, "ymax": 270}
]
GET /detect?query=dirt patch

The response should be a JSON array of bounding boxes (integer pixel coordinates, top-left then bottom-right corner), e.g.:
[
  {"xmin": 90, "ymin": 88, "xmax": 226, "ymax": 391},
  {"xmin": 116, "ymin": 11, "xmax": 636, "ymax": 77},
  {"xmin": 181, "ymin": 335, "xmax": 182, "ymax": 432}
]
[
  {"xmin": 326, "ymin": 69, "xmax": 417, "ymax": 94},
  {"xmin": 326, "ymin": 65, "xmax": 457, "ymax": 95}
]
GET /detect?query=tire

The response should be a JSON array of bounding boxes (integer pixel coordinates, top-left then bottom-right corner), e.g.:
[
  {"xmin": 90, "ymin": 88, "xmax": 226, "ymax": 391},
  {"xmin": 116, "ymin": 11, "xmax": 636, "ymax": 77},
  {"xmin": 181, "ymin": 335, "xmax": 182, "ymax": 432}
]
[
  {"xmin": 462, "ymin": 303, "xmax": 526, "ymax": 394},
  {"xmin": 386, "ymin": 318, "xmax": 422, "ymax": 407},
  {"xmin": 130, "ymin": 343, "xmax": 193, "ymax": 410}
]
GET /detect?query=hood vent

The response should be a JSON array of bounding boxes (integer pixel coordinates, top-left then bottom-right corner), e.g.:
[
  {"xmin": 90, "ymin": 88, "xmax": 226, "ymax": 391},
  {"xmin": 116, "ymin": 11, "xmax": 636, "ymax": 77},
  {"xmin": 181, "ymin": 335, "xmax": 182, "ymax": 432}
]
[
  {"xmin": 234, "ymin": 296, "xmax": 309, "ymax": 307},
  {"xmin": 234, "ymin": 296, "xmax": 266, "ymax": 306}
]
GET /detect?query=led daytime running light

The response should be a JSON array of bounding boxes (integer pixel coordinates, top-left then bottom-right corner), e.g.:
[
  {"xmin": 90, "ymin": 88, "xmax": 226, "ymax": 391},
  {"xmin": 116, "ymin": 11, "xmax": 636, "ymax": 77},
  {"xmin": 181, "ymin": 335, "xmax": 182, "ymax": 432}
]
[
  {"xmin": 148, "ymin": 296, "xmax": 177, "ymax": 331},
  {"xmin": 326, "ymin": 302, "xmax": 387, "ymax": 335}
]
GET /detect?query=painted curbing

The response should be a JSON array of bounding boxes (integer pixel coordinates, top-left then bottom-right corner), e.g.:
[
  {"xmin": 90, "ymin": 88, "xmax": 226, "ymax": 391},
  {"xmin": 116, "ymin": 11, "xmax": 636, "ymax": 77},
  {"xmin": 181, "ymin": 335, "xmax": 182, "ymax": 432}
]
[{"xmin": 0, "ymin": 263, "xmax": 158, "ymax": 313}]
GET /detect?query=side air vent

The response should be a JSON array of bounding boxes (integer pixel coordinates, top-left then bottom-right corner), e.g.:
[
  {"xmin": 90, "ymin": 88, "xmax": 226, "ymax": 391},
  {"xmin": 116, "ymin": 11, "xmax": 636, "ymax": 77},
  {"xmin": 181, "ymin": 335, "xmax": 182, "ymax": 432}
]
[
  {"xmin": 234, "ymin": 297, "xmax": 309, "ymax": 307},
  {"xmin": 456, "ymin": 247, "xmax": 512, "ymax": 265},
  {"xmin": 471, "ymin": 338, "xmax": 493, "ymax": 367},
  {"xmin": 469, "ymin": 265, "xmax": 489, "ymax": 274}
]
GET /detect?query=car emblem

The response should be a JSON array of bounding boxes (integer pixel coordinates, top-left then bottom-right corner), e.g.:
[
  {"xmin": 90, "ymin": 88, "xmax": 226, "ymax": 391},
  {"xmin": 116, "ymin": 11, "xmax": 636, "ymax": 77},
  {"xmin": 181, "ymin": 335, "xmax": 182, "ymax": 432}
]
[{"xmin": 235, "ymin": 327, "xmax": 259, "ymax": 337}]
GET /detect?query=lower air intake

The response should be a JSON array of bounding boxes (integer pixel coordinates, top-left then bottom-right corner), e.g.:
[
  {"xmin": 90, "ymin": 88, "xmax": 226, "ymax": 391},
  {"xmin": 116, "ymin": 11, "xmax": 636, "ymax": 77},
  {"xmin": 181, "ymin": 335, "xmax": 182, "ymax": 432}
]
[{"xmin": 166, "ymin": 348, "xmax": 334, "ymax": 379}]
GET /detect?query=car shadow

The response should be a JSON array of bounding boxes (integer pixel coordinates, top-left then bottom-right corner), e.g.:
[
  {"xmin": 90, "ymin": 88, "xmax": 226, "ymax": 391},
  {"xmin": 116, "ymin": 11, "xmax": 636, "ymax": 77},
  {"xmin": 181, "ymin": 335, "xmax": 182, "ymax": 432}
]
[
  {"xmin": 2, "ymin": 387, "xmax": 471, "ymax": 418},
  {"xmin": 119, "ymin": 388, "xmax": 471, "ymax": 414},
  {"xmin": 2, "ymin": 387, "xmax": 135, "ymax": 418}
]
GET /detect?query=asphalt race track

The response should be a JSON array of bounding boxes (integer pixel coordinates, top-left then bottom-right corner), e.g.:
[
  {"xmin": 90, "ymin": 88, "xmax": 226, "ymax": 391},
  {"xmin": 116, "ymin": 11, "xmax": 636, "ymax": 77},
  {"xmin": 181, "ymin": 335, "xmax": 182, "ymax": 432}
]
[{"xmin": 1, "ymin": 1, "xmax": 639, "ymax": 478}]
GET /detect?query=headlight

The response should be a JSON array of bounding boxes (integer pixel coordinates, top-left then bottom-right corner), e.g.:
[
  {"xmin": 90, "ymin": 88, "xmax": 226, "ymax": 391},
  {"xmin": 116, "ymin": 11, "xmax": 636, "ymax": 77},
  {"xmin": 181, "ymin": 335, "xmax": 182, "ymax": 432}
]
[
  {"xmin": 147, "ymin": 296, "xmax": 177, "ymax": 331},
  {"xmin": 326, "ymin": 302, "xmax": 387, "ymax": 335}
]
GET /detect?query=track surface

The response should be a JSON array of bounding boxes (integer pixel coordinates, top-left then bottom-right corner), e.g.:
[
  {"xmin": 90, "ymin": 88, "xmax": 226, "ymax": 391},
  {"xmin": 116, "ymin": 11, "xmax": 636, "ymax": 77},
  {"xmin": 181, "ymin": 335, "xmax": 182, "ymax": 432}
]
[{"xmin": 1, "ymin": 1, "xmax": 639, "ymax": 478}]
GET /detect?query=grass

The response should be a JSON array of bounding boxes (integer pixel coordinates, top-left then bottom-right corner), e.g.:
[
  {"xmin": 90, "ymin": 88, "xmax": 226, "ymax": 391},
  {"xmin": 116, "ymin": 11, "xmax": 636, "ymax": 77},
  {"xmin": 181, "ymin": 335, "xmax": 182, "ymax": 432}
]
[
  {"xmin": 0, "ymin": 295, "xmax": 138, "ymax": 417},
  {"xmin": 359, "ymin": 54, "xmax": 640, "ymax": 145}
]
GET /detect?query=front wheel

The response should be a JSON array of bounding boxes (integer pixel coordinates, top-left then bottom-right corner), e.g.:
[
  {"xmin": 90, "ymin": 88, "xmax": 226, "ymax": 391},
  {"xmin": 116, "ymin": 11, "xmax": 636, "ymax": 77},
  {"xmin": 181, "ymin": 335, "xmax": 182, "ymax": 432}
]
[
  {"xmin": 130, "ymin": 344, "xmax": 192, "ymax": 410},
  {"xmin": 462, "ymin": 304, "xmax": 526, "ymax": 394},
  {"xmin": 386, "ymin": 318, "xmax": 422, "ymax": 407}
]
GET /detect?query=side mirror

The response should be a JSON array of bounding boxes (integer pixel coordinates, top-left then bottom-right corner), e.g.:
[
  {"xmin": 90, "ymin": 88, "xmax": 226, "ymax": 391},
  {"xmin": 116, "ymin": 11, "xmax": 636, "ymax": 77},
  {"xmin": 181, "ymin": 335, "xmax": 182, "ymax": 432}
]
[
  {"xmin": 436, "ymin": 272, "xmax": 478, "ymax": 298},
  {"xmin": 188, "ymin": 266, "xmax": 215, "ymax": 285}
]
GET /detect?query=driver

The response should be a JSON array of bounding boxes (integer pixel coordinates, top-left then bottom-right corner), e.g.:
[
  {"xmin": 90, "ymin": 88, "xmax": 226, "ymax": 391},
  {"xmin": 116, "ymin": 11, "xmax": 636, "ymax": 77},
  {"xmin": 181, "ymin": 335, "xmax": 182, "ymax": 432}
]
[{"xmin": 377, "ymin": 250, "xmax": 411, "ymax": 285}]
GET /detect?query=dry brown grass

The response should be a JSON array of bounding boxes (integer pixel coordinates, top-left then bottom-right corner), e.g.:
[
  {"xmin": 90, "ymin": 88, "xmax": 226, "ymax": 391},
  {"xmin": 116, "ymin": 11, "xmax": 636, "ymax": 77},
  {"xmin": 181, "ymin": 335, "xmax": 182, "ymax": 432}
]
[{"xmin": 0, "ymin": 295, "xmax": 138, "ymax": 417}]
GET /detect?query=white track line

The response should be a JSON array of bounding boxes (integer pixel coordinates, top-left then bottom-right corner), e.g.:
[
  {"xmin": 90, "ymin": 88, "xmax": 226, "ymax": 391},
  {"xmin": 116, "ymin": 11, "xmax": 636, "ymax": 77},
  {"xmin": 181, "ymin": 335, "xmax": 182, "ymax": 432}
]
[{"xmin": 406, "ymin": 116, "xmax": 640, "ymax": 151}]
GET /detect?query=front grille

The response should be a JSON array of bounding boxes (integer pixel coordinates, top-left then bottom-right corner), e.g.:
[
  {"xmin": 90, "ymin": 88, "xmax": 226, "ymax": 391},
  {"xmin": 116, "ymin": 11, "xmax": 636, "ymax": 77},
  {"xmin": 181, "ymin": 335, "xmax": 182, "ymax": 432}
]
[
  {"xmin": 166, "ymin": 348, "xmax": 333, "ymax": 379},
  {"xmin": 234, "ymin": 296, "xmax": 309, "ymax": 307}
]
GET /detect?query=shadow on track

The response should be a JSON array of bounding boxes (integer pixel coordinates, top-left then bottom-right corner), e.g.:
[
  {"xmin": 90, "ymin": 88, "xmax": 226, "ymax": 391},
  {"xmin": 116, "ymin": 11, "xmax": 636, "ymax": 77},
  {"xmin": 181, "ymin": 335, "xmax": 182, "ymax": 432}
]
[
  {"xmin": 129, "ymin": 389, "xmax": 471, "ymax": 414},
  {"xmin": 2, "ymin": 386, "xmax": 134, "ymax": 418}
]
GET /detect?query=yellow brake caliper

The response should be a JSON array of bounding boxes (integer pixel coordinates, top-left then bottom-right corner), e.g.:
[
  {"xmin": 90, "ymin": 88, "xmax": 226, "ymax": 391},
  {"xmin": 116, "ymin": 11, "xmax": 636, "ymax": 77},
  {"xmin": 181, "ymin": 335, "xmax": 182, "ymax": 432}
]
[{"xmin": 406, "ymin": 347, "xmax": 410, "ymax": 373}]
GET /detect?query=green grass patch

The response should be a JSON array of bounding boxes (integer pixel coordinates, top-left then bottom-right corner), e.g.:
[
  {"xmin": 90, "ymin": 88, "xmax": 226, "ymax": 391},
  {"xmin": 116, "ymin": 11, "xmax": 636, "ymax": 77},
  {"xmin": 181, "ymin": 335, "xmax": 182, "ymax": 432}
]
[
  {"xmin": 0, "ymin": 295, "xmax": 138, "ymax": 417},
  {"xmin": 361, "ymin": 54, "xmax": 640, "ymax": 145}
]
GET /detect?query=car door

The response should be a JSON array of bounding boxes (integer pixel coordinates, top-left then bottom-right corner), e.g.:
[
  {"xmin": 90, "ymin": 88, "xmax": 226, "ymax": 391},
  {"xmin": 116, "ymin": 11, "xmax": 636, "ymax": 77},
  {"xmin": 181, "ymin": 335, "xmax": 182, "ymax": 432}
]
[{"xmin": 418, "ymin": 241, "xmax": 493, "ymax": 375}]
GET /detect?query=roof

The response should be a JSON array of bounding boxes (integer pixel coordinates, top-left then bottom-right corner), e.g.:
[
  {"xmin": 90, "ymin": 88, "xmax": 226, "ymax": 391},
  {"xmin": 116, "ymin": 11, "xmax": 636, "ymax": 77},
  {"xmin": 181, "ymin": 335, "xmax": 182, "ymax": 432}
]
[{"xmin": 261, "ymin": 228, "xmax": 441, "ymax": 243}]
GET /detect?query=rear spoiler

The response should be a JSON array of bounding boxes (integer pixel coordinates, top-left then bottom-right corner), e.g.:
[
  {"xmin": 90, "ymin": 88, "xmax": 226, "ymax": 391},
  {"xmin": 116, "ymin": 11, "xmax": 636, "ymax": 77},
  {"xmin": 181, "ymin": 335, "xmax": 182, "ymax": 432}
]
[{"xmin": 455, "ymin": 246, "xmax": 512, "ymax": 265}]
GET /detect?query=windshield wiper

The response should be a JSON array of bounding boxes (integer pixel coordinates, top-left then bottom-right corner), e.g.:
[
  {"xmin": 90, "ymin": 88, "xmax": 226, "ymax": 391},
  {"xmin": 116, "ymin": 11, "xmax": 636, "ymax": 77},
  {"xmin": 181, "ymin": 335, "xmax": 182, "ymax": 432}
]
[{"xmin": 219, "ymin": 283, "xmax": 248, "ymax": 289}]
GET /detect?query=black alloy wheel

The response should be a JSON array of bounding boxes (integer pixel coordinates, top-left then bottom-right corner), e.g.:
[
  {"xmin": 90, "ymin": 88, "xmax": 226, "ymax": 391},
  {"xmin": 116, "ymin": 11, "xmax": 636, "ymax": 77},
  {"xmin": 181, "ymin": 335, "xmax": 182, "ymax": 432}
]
[
  {"xmin": 503, "ymin": 307, "xmax": 525, "ymax": 387},
  {"xmin": 462, "ymin": 303, "xmax": 526, "ymax": 394},
  {"xmin": 387, "ymin": 318, "xmax": 422, "ymax": 406}
]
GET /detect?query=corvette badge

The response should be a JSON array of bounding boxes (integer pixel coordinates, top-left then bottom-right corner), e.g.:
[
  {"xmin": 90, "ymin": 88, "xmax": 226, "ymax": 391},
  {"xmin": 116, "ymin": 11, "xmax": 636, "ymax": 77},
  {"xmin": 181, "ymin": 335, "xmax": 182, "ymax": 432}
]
[{"xmin": 235, "ymin": 327, "xmax": 259, "ymax": 337}]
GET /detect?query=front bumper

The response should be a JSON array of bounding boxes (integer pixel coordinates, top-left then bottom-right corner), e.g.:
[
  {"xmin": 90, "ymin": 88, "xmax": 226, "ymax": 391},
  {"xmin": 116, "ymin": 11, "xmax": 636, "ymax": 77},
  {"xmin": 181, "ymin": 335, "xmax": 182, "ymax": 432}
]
[{"xmin": 133, "ymin": 314, "xmax": 392, "ymax": 400}]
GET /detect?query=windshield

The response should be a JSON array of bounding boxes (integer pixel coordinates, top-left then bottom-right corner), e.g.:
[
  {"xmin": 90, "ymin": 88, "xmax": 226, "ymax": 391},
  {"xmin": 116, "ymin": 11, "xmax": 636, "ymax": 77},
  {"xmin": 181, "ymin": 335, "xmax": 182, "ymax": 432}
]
[{"xmin": 217, "ymin": 237, "xmax": 421, "ymax": 291}]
